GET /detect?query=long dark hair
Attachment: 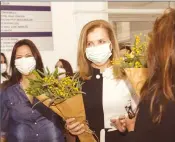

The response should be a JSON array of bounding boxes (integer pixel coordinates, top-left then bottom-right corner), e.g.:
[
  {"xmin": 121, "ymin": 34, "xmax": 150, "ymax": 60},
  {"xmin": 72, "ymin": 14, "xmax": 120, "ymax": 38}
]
[
  {"xmin": 119, "ymin": 43, "xmax": 132, "ymax": 53},
  {"xmin": 58, "ymin": 59, "xmax": 73, "ymax": 76},
  {"xmin": 140, "ymin": 8, "xmax": 175, "ymax": 123},
  {"xmin": 4, "ymin": 39, "xmax": 44, "ymax": 89},
  {"xmin": 1, "ymin": 53, "xmax": 10, "ymax": 79}
]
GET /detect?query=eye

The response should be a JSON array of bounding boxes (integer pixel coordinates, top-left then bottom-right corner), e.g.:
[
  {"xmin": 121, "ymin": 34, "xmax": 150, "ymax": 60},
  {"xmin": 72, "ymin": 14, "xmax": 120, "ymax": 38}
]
[
  {"xmin": 26, "ymin": 54, "xmax": 33, "ymax": 58},
  {"xmin": 87, "ymin": 42, "xmax": 93, "ymax": 47},
  {"xmin": 99, "ymin": 39, "xmax": 106, "ymax": 45},
  {"xmin": 15, "ymin": 56, "xmax": 22, "ymax": 59}
]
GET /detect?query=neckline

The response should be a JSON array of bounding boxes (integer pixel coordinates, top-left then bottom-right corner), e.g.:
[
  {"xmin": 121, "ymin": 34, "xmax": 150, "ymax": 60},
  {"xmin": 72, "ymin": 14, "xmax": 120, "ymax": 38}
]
[
  {"xmin": 92, "ymin": 66, "xmax": 113, "ymax": 73},
  {"xmin": 17, "ymin": 83, "xmax": 34, "ymax": 105}
]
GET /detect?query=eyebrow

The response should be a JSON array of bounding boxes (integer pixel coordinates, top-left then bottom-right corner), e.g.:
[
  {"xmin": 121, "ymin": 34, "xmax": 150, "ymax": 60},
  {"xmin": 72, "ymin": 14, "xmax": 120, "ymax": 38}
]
[
  {"xmin": 87, "ymin": 38, "xmax": 107, "ymax": 42},
  {"xmin": 16, "ymin": 53, "xmax": 33, "ymax": 57}
]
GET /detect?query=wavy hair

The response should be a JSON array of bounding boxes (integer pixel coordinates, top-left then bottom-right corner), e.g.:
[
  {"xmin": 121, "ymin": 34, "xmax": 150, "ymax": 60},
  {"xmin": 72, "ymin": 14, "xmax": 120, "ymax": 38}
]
[{"xmin": 140, "ymin": 8, "xmax": 175, "ymax": 123}]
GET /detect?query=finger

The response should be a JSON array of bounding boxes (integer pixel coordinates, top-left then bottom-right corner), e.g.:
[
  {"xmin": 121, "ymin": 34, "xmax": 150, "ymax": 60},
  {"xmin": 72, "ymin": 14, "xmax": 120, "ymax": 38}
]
[
  {"xmin": 118, "ymin": 126, "xmax": 126, "ymax": 132},
  {"xmin": 113, "ymin": 120, "xmax": 124, "ymax": 131},
  {"xmin": 72, "ymin": 124, "xmax": 84, "ymax": 132},
  {"xmin": 66, "ymin": 118, "xmax": 75, "ymax": 124},
  {"xmin": 121, "ymin": 126, "xmax": 126, "ymax": 132},
  {"xmin": 120, "ymin": 119, "xmax": 126, "ymax": 124},
  {"xmin": 71, "ymin": 128, "xmax": 85, "ymax": 135},
  {"xmin": 114, "ymin": 119, "xmax": 127, "ymax": 132},
  {"xmin": 119, "ymin": 115, "xmax": 126, "ymax": 119},
  {"xmin": 122, "ymin": 122, "xmax": 126, "ymax": 127},
  {"xmin": 67, "ymin": 122, "xmax": 81, "ymax": 130}
]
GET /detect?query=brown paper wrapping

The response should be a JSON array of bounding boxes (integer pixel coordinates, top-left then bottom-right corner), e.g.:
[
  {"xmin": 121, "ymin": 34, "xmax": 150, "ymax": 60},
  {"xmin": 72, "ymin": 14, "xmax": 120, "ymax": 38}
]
[
  {"xmin": 36, "ymin": 94, "xmax": 97, "ymax": 142},
  {"xmin": 124, "ymin": 68, "xmax": 148, "ymax": 96}
]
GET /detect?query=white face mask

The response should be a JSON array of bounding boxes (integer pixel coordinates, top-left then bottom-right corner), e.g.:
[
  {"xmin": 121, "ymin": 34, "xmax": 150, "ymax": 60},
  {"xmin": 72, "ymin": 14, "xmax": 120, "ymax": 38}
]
[
  {"xmin": 57, "ymin": 67, "xmax": 66, "ymax": 78},
  {"xmin": 1, "ymin": 63, "xmax": 7, "ymax": 74},
  {"xmin": 58, "ymin": 67, "xmax": 66, "ymax": 73},
  {"xmin": 85, "ymin": 43, "xmax": 112, "ymax": 65},
  {"xmin": 15, "ymin": 57, "xmax": 36, "ymax": 75},
  {"xmin": 58, "ymin": 67, "xmax": 66, "ymax": 78}
]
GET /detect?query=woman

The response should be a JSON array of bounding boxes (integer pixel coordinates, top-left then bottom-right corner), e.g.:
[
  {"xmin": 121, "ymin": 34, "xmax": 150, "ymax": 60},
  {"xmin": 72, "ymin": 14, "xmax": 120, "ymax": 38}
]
[
  {"xmin": 115, "ymin": 8, "xmax": 175, "ymax": 142},
  {"xmin": 1, "ymin": 53, "xmax": 10, "ymax": 83},
  {"xmin": 119, "ymin": 44, "xmax": 132, "ymax": 57},
  {"xmin": 0, "ymin": 39, "xmax": 65, "ymax": 142},
  {"xmin": 65, "ymin": 20, "xmax": 138, "ymax": 142},
  {"xmin": 55, "ymin": 59, "xmax": 73, "ymax": 77}
]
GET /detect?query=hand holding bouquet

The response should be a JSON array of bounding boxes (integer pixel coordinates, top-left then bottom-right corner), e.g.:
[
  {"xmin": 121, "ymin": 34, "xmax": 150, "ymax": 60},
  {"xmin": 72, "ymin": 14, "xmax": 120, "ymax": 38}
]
[{"xmin": 26, "ymin": 68, "xmax": 97, "ymax": 142}]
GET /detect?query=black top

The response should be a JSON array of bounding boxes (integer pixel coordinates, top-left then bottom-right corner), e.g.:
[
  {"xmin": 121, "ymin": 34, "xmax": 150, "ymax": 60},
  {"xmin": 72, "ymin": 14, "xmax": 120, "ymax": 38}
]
[
  {"xmin": 76, "ymin": 68, "xmax": 130, "ymax": 142},
  {"xmin": 0, "ymin": 84, "xmax": 65, "ymax": 142},
  {"xmin": 122, "ymin": 100, "xmax": 175, "ymax": 142},
  {"xmin": 76, "ymin": 67, "xmax": 175, "ymax": 142}
]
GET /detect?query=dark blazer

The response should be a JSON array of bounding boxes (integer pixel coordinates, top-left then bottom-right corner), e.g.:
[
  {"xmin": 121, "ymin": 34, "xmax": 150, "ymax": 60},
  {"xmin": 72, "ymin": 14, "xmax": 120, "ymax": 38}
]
[{"xmin": 76, "ymin": 68, "xmax": 128, "ymax": 142}]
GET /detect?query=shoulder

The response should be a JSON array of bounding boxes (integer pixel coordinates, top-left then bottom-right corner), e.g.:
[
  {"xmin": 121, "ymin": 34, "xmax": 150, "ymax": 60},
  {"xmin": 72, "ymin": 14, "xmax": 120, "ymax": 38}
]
[
  {"xmin": 1, "ymin": 84, "xmax": 19, "ymax": 98},
  {"xmin": 1, "ymin": 84, "xmax": 21, "ymax": 108},
  {"xmin": 166, "ymin": 100, "xmax": 175, "ymax": 108},
  {"xmin": 164, "ymin": 101, "xmax": 175, "ymax": 118}
]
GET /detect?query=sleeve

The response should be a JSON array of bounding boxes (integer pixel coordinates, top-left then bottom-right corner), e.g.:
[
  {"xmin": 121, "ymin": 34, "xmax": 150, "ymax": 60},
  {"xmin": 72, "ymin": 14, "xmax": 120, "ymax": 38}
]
[
  {"xmin": 104, "ymin": 130, "xmax": 128, "ymax": 142},
  {"xmin": 121, "ymin": 131, "xmax": 152, "ymax": 142},
  {"xmin": 121, "ymin": 102, "xmax": 175, "ymax": 142},
  {"xmin": 0, "ymin": 90, "xmax": 10, "ymax": 138}
]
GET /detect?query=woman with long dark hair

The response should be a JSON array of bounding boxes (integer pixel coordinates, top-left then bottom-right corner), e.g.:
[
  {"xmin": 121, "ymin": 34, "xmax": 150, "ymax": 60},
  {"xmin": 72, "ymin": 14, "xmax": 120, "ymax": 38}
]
[
  {"xmin": 55, "ymin": 59, "xmax": 73, "ymax": 77},
  {"xmin": 0, "ymin": 39, "xmax": 65, "ymax": 142},
  {"xmin": 115, "ymin": 8, "xmax": 175, "ymax": 142},
  {"xmin": 1, "ymin": 53, "xmax": 10, "ymax": 83}
]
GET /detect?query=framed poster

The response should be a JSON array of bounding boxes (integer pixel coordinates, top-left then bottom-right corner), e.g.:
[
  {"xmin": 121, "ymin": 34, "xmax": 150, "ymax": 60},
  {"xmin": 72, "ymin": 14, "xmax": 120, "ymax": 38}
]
[{"xmin": 1, "ymin": 2, "xmax": 53, "ymax": 51}]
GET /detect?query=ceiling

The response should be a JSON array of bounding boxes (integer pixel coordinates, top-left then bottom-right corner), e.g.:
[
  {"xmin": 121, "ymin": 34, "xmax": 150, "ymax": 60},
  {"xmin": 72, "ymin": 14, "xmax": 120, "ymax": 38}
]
[{"xmin": 108, "ymin": 1, "xmax": 174, "ymax": 9}]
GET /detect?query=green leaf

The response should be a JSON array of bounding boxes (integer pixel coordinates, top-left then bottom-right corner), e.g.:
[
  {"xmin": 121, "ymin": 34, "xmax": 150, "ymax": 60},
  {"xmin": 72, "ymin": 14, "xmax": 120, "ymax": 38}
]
[{"xmin": 53, "ymin": 68, "xmax": 59, "ymax": 78}]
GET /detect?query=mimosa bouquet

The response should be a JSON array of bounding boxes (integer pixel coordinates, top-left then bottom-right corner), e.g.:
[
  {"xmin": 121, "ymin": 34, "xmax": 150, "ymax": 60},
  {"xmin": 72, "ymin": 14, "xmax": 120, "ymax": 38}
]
[
  {"xmin": 26, "ymin": 68, "xmax": 97, "ymax": 142},
  {"xmin": 112, "ymin": 34, "xmax": 149, "ymax": 95}
]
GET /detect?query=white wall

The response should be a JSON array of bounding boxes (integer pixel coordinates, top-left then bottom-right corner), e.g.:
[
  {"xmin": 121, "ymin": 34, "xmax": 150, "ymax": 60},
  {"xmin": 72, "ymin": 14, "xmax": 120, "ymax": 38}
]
[
  {"xmin": 41, "ymin": 2, "xmax": 76, "ymax": 71},
  {"xmin": 5, "ymin": 2, "xmax": 172, "ymax": 72},
  {"xmin": 3, "ymin": 2, "xmax": 108, "ymax": 72},
  {"xmin": 50, "ymin": 1, "xmax": 174, "ymax": 71},
  {"xmin": 48, "ymin": 2, "xmax": 108, "ymax": 71}
]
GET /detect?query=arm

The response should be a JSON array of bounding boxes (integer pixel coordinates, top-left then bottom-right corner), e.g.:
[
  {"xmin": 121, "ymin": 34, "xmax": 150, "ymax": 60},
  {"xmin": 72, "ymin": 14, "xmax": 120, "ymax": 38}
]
[
  {"xmin": 0, "ymin": 90, "xmax": 10, "ymax": 141},
  {"xmin": 124, "ymin": 102, "xmax": 175, "ymax": 142},
  {"xmin": 64, "ymin": 130, "xmax": 76, "ymax": 142}
]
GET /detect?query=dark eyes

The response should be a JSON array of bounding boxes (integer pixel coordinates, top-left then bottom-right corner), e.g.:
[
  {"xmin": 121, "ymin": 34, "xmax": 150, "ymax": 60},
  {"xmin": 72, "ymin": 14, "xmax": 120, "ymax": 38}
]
[
  {"xmin": 87, "ymin": 40, "xmax": 107, "ymax": 47},
  {"xmin": 87, "ymin": 42, "xmax": 93, "ymax": 47},
  {"xmin": 99, "ymin": 40, "xmax": 106, "ymax": 44},
  {"xmin": 15, "ymin": 55, "xmax": 33, "ymax": 59}
]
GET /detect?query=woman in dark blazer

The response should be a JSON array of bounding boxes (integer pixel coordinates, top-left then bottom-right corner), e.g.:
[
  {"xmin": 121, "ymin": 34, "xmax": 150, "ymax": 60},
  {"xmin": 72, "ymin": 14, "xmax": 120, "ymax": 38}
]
[
  {"xmin": 115, "ymin": 8, "xmax": 175, "ymax": 142},
  {"xmin": 65, "ymin": 20, "xmax": 138, "ymax": 142}
]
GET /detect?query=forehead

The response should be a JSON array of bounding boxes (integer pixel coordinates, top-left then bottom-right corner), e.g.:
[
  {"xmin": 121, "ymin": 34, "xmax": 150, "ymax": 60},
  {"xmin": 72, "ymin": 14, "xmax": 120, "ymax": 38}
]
[
  {"xmin": 87, "ymin": 27, "xmax": 109, "ymax": 42},
  {"xmin": 57, "ymin": 61, "xmax": 63, "ymax": 67},
  {"xmin": 16, "ymin": 45, "xmax": 32, "ymax": 55}
]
